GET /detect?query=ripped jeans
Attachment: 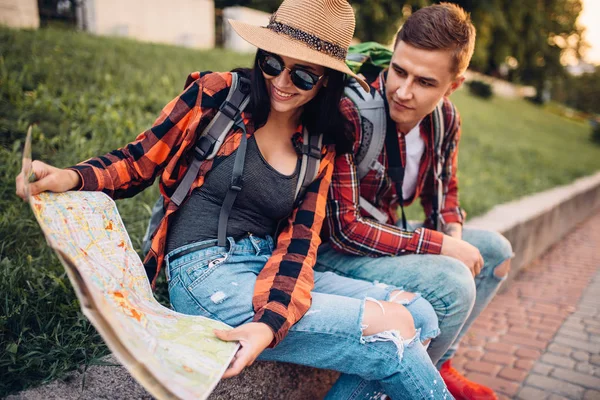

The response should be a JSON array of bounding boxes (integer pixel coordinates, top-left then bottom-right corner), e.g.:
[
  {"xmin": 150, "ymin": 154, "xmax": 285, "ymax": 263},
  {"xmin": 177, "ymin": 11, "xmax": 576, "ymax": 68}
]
[
  {"xmin": 316, "ymin": 227, "xmax": 513, "ymax": 369},
  {"xmin": 166, "ymin": 235, "xmax": 454, "ymax": 400}
]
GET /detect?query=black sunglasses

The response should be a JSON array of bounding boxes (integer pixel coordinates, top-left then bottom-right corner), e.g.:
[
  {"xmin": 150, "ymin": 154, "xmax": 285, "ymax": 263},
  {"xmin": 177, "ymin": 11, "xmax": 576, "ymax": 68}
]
[{"xmin": 257, "ymin": 51, "xmax": 325, "ymax": 91}]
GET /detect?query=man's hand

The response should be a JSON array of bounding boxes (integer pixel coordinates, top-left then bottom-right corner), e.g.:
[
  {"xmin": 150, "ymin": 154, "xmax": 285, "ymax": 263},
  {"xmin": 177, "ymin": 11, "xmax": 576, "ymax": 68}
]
[
  {"xmin": 441, "ymin": 235, "xmax": 484, "ymax": 277},
  {"xmin": 443, "ymin": 222, "xmax": 462, "ymax": 239},
  {"xmin": 16, "ymin": 160, "xmax": 80, "ymax": 201},
  {"xmin": 214, "ymin": 322, "xmax": 275, "ymax": 378}
]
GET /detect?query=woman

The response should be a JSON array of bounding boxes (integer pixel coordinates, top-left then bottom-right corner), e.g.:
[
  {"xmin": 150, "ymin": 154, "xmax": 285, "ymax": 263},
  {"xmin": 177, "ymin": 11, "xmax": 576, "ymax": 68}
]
[{"xmin": 16, "ymin": 0, "xmax": 452, "ymax": 398}]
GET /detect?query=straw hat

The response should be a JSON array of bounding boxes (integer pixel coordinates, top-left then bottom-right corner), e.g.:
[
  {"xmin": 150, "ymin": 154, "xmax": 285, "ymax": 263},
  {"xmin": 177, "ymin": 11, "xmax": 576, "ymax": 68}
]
[{"xmin": 229, "ymin": 0, "xmax": 369, "ymax": 92}]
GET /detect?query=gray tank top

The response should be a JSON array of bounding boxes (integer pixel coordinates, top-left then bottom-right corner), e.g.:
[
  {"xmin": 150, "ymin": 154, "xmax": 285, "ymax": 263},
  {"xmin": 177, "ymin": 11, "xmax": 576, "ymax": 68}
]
[{"xmin": 166, "ymin": 136, "xmax": 299, "ymax": 254}]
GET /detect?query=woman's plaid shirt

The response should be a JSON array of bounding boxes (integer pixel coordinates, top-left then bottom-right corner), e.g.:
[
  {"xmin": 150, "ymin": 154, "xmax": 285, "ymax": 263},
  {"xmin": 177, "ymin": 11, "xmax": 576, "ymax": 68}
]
[
  {"xmin": 68, "ymin": 72, "xmax": 337, "ymax": 346},
  {"xmin": 324, "ymin": 71, "xmax": 464, "ymax": 257}
]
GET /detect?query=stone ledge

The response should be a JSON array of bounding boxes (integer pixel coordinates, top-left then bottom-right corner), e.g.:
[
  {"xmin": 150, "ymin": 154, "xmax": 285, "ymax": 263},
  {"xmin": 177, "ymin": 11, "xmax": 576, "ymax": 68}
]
[
  {"xmin": 466, "ymin": 171, "xmax": 600, "ymax": 287},
  {"xmin": 7, "ymin": 356, "xmax": 338, "ymax": 400}
]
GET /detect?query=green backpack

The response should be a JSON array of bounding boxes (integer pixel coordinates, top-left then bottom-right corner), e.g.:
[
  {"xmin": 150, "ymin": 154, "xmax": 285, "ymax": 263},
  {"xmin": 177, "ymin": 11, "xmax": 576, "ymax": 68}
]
[
  {"xmin": 344, "ymin": 42, "xmax": 446, "ymax": 230},
  {"xmin": 347, "ymin": 42, "xmax": 395, "ymax": 83}
]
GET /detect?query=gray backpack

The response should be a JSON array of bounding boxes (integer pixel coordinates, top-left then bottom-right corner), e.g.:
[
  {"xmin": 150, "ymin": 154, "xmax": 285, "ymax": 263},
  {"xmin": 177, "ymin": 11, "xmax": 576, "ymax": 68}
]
[
  {"xmin": 142, "ymin": 72, "xmax": 323, "ymax": 255},
  {"xmin": 344, "ymin": 75, "xmax": 446, "ymax": 230}
]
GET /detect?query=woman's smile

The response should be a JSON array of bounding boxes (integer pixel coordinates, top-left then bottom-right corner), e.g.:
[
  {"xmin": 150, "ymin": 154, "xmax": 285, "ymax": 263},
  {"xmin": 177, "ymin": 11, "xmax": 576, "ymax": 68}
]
[{"xmin": 271, "ymin": 85, "xmax": 298, "ymax": 101}]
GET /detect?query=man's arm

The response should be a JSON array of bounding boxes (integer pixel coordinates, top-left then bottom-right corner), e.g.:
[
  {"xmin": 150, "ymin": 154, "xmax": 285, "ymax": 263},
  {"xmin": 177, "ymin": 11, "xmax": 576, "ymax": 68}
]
[
  {"xmin": 327, "ymin": 100, "xmax": 445, "ymax": 256},
  {"xmin": 421, "ymin": 100, "xmax": 465, "ymax": 228},
  {"xmin": 420, "ymin": 101, "xmax": 485, "ymax": 275},
  {"xmin": 326, "ymin": 153, "xmax": 445, "ymax": 257},
  {"xmin": 443, "ymin": 222, "xmax": 463, "ymax": 239}
]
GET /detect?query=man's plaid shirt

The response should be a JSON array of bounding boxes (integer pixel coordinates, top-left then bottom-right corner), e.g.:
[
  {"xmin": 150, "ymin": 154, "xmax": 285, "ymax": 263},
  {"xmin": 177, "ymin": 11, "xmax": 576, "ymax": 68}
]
[
  {"xmin": 324, "ymin": 70, "xmax": 464, "ymax": 257},
  {"xmin": 68, "ymin": 72, "xmax": 339, "ymax": 346}
]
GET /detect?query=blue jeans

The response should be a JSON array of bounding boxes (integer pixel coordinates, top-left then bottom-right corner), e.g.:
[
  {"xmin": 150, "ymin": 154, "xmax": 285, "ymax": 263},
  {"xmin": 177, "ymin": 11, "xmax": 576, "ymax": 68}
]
[
  {"xmin": 315, "ymin": 228, "xmax": 513, "ymax": 370},
  {"xmin": 166, "ymin": 235, "xmax": 454, "ymax": 400}
]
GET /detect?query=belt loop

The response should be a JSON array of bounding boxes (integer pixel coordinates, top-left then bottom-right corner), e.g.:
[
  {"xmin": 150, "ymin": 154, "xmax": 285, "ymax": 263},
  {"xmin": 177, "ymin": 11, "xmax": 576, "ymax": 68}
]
[
  {"xmin": 226, "ymin": 237, "xmax": 236, "ymax": 255},
  {"xmin": 165, "ymin": 257, "xmax": 172, "ymax": 283},
  {"xmin": 248, "ymin": 233, "xmax": 262, "ymax": 256},
  {"xmin": 267, "ymin": 235, "xmax": 275, "ymax": 253}
]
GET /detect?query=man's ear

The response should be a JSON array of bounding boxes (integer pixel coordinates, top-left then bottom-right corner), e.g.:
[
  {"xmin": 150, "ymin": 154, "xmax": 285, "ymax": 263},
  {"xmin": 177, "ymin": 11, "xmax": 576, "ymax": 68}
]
[
  {"xmin": 444, "ymin": 75, "xmax": 465, "ymax": 97},
  {"xmin": 322, "ymin": 76, "xmax": 329, "ymax": 88}
]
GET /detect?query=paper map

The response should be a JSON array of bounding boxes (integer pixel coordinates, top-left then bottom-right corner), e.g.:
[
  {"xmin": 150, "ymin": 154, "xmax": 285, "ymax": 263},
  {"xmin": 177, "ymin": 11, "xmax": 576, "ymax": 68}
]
[{"xmin": 23, "ymin": 130, "xmax": 238, "ymax": 400}]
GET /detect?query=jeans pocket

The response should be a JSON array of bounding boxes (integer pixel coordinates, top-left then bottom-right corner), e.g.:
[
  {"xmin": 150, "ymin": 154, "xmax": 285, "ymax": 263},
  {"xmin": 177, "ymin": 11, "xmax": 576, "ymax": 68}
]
[
  {"xmin": 169, "ymin": 274, "xmax": 217, "ymax": 319},
  {"xmin": 187, "ymin": 253, "xmax": 228, "ymax": 290},
  {"xmin": 168, "ymin": 272, "xmax": 182, "ymax": 293}
]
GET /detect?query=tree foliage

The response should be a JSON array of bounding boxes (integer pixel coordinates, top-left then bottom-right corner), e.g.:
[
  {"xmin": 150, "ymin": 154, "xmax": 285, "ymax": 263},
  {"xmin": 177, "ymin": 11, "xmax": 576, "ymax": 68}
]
[
  {"xmin": 559, "ymin": 67, "xmax": 600, "ymax": 115},
  {"xmin": 351, "ymin": 0, "xmax": 426, "ymax": 44},
  {"xmin": 438, "ymin": 0, "xmax": 583, "ymax": 99},
  {"xmin": 215, "ymin": 0, "xmax": 585, "ymax": 101}
]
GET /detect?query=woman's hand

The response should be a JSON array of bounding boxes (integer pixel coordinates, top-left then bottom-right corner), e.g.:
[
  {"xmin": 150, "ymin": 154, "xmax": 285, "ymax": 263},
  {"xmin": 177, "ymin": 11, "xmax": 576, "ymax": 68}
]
[
  {"xmin": 214, "ymin": 322, "xmax": 275, "ymax": 378},
  {"xmin": 15, "ymin": 160, "xmax": 81, "ymax": 201}
]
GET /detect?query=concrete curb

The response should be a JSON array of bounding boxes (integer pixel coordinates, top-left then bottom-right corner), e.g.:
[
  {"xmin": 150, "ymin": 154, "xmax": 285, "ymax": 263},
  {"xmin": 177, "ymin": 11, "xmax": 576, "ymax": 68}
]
[
  {"xmin": 9, "ymin": 171, "xmax": 600, "ymax": 400},
  {"xmin": 466, "ymin": 171, "xmax": 600, "ymax": 288},
  {"xmin": 6, "ymin": 356, "xmax": 338, "ymax": 400}
]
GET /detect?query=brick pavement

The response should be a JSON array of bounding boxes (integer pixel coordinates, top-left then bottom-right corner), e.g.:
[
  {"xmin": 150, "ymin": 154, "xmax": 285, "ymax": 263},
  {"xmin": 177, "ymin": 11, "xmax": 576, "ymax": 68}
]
[
  {"xmin": 452, "ymin": 211, "xmax": 600, "ymax": 399},
  {"xmin": 518, "ymin": 269, "xmax": 600, "ymax": 400}
]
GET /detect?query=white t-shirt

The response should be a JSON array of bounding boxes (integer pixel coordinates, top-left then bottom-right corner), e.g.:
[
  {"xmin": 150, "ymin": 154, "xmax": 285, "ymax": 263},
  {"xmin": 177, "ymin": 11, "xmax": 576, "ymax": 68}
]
[{"xmin": 401, "ymin": 123, "xmax": 425, "ymax": 200}]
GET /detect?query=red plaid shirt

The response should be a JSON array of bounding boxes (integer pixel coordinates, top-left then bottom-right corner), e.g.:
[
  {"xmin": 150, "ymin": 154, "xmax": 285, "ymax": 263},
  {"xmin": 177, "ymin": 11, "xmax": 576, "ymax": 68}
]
[
  {"xmin": 324, "ymin": 71, "xmax": 464, "ymax": 257},
  {"xmin": 69, "ymin": 72, "xmax": 338, "ymax": 345}
]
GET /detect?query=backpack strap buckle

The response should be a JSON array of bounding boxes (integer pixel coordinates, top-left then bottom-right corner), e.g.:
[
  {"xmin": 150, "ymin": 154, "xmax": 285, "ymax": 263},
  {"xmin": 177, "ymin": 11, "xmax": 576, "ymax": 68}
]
[
  {"xmin": 194, "ymin": 136, "xmax": 214, "ymax": 160},
  {"xmin": 368, "ymin": 158, "xmax": 385, "ymax": 178},
  {"xmin": 220, "ymin": 100, "xmax": 241, "ymax": 120},
  {"xmin": 230, "ymin": 175, "xmax": 243, "ymax": 192},
  {"xmin": 302, "ymin": 144, "xmax": 322, "ymax": 159}
]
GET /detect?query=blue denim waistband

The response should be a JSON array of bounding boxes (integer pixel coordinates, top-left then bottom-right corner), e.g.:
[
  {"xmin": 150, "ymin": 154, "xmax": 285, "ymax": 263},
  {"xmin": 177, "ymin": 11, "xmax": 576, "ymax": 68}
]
[{"xmin": 165, "ymin": 235, "xmax": 275, "ymax": 265}]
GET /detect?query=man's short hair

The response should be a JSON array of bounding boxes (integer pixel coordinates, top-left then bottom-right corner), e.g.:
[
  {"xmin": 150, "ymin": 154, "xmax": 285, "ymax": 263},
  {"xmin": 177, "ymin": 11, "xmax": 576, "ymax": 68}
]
[{"xmin": 394, "ymin": 2, "xmax": 476, "ymax": 76}]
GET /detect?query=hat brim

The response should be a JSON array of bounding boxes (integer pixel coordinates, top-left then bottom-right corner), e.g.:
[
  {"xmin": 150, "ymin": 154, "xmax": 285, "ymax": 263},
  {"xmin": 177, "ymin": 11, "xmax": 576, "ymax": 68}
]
[{"xmin": 229, "ymin": 19, "xmax": 370, "ymax": 92}]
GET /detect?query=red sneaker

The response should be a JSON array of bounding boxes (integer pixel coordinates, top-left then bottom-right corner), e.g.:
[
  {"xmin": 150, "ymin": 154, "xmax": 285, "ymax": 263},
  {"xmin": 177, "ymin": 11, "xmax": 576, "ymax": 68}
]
[{"xmin": 440, "ymin": 360, "xmax": 498, "ymax": 400}]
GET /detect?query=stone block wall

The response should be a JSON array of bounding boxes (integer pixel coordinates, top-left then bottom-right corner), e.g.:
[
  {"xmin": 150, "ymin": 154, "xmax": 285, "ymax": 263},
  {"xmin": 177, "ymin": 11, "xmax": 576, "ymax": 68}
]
[
  {"xmin": 222, "ymin": 6, "xmax": 270, "ymax": 53},
  {"xmin": 81, "ymin": 0, "xmax": 215, "ymax": 49},
  {"xmin": 0, "ymin": 0, "xmax": 39, "ymax": 29}
]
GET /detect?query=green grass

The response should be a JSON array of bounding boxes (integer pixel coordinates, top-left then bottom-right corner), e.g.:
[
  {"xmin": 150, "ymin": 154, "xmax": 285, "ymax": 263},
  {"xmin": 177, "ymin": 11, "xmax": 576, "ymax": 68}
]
[
  {"xmin": 0, "ymin": 26, "xmax": 599, "ymax": 396},
  {"xmin": 449, "ymin": 89, "xmax": 600, "ymax": 217},
  {"xmin": 0, "ymin": 26, "xmax": 253, "ymax": 396},
  {"xmin": 404, "ymin": 84, "xmax": 600, "ymax": 219}
]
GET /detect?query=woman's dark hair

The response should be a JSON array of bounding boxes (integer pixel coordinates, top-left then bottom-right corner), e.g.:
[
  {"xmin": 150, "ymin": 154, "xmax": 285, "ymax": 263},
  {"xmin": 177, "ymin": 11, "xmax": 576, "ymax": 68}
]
[{"xmin": 232, "ymin": 52, "xmax": 354, "ymax": 154}]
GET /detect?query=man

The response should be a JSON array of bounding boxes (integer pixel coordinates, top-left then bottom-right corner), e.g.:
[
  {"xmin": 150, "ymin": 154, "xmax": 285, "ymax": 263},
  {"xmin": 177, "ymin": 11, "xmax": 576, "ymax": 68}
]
[{"xmin": 318, "ymin": 3, "xmax": 513, "ymax": 399}]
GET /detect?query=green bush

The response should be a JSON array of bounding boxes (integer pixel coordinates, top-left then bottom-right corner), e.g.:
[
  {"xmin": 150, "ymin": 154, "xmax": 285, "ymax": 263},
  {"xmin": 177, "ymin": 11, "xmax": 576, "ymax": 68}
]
[{"xmin": 467, "ymin": 80, "xmax": 493, "ymax": 99}]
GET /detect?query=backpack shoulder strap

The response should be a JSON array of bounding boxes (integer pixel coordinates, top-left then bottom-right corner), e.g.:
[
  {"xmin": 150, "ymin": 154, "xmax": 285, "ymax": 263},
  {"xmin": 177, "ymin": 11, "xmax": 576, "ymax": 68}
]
[
  {"xmin": 195, "ymin": 73, "xmax": 252, "ymax": 161},
  {"xmin": 344, "ymin": 76, "xmax": 387, "ymax": 180},
  {"xmin": 171, "ymin": 72, "xmax": 251, "ymax": 207},
  {"xmin": 345, "ymin": 75, "xmax": 391, "ymax": 224},
  {"xmin": 294, "ymin": 128, "xmax": 323, "ymax": 206},
  {"xmin": 217, "ymin": 113, "xmax": 247, "ymax": 246},
  {"xmin": 358, "ymin": 196, "xmax": 389, "ymax": 224},
  {"xmin": 432, "ymin": 98, "xmax": 445, "ymax": 152},
  {"xmin": 430, "ymin": 98, "xmax": 446, "ymax": 231}
]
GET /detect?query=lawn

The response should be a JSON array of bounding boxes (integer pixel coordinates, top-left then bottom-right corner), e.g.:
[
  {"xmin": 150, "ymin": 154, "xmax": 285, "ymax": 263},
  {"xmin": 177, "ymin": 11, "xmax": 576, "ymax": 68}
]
[
  {"xmin": 0, "ymin": 26, "xmax": 598, "ymax": 396},
  {"xmin": 448, "ymin": 87, "xmax": 600, "ymax": 218}
]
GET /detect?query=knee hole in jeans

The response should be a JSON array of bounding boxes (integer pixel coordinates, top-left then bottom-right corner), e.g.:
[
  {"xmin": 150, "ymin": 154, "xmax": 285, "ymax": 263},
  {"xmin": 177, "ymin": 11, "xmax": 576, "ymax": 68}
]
[
  {"xmin": 360, "ymin": 298, "xmax": 420, "ymax": 361},
  {"xmin": 494, "ymin": 259, "xmax": 511, "ymax": 278},
  {"xmin": 389, "ymin": 290, "xmax": 440, "ymax": 344},
  {"xmin": 361, "ymin": 298, "xmax": 416, "ymax": 339},
  {"xmin": 388, "ymin": 290, "xmax": 416, "ymax": 305}
]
